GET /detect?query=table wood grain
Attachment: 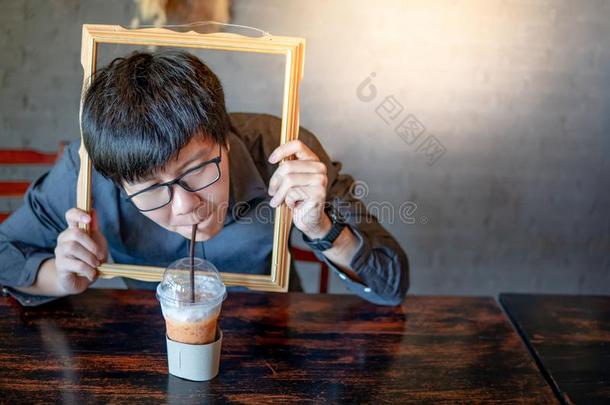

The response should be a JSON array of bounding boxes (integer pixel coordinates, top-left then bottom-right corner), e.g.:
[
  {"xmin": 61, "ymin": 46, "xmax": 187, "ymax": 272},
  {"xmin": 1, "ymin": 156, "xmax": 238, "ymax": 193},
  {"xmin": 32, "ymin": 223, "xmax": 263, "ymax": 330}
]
[
  {"xmin": 0, "ymin": 290, "xmax": 556, "ymax": 403},
  {"xmin": 500, "ymin": 293, "xmax": 610, "ymax": 405}
]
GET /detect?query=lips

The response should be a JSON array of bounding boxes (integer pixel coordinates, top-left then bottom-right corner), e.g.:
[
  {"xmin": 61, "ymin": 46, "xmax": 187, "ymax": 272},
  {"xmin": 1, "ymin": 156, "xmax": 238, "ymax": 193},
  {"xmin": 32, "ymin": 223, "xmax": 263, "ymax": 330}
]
[{"xmin": 175, "ymin": 215, "xmax": 213, "ymax": 229}]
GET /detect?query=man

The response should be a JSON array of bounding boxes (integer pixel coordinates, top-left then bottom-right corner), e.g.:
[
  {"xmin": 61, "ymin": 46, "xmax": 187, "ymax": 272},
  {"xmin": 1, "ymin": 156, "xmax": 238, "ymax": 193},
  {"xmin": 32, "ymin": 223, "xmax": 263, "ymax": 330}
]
[{"xmin": 0, "ymin": 51, "xmax": 408, "ymax": 306}]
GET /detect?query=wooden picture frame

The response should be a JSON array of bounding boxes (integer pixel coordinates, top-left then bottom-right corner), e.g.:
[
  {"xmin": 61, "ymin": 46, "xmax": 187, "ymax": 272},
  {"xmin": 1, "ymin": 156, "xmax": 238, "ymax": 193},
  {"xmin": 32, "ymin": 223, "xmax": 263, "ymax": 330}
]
[{"xmin": 76, "ymin": 24, "xmax": 305, "ymax": 292}]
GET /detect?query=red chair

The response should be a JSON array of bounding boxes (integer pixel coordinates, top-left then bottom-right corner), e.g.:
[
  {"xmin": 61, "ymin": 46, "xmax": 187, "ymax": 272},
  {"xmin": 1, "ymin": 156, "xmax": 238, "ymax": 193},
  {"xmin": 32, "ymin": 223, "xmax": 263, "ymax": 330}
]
[
  {"xmin": 290, "ymin": 246, "xmax": 330, "ymax": 293},
  {"xmin": 0, "ymin": 144, "xmax": 66, "ymax": 223}
]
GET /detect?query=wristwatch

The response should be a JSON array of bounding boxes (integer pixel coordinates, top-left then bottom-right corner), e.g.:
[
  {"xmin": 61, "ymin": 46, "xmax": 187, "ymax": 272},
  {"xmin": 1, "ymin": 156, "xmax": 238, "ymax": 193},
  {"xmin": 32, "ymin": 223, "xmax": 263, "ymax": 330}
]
[{"xmin": 302, "ymin": 205, "xmax": 346, "ymax": 251}]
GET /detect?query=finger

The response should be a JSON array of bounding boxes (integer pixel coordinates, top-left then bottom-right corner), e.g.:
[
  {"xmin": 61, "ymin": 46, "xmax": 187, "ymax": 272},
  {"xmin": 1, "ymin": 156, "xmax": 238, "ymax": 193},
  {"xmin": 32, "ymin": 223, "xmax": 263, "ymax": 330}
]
[
  {"xmin": 268, "ymin": 140, "xmax": 319, "ymax": 164},
  {"xmin": 62, "ymin": 257, "xmax": 97, "ymax": 282},
  {"xmin": 269, "ymin": 173, "xmax": 327, "ymax": 207},
  {"xmin": 268, "ymin": 160, "xmax": 327, "ymax": 195},
  {"xmin": 57, "ymin": 273, "xmax": 91, "ymax": 294},
  {"xmin": 91, "ymin": 232, "xmax": 109, "ymax": 263},
  {"xmin": 285, "ymin": 186, "xmax": 326, "ymax": 209},
  {"xmin": 60, "ymin": 228, "xmax": 105, "ymax": 261},
  {"xmin": 65, "ymin": 208, "xmax": 91, "ymax": 229},
  {"xmin": 60, "ymin": 241, "xmax": 101, "ymax": 269}
]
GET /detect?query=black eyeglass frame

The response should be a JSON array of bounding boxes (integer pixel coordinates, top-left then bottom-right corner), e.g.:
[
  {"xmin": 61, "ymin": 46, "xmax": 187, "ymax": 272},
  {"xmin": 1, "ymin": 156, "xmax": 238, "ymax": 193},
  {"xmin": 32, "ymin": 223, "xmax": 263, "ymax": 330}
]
[{"xmin": 125, "ymin": 145, "xmax": 223, "ymax": 212}]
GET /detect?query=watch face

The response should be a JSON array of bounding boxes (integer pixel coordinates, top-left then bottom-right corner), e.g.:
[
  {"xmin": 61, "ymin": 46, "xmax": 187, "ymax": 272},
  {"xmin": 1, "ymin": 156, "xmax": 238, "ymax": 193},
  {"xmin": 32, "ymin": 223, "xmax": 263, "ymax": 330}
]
[
  {"xmin": 326, "ymin": 205, "xmax": 344, "ymax": 224},
  {"xmin": 329, "ymin": 210, "xmax": 338, "ymax": 222}
]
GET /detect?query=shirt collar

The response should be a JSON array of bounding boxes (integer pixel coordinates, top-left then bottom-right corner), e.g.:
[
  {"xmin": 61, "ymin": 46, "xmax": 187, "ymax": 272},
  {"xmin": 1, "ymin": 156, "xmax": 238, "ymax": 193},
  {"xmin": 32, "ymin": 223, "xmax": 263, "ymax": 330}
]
[{"xmin": 226, "ymin": 128, "xmax": 269, "ymax": 221}]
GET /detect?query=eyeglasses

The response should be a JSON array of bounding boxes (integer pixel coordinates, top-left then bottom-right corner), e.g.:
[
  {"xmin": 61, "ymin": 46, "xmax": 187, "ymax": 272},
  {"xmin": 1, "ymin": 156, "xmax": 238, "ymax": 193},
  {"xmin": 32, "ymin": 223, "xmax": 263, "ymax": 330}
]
[{"xmin": 125, "ymin": 145, "xmax": 222, "ymax": 212}]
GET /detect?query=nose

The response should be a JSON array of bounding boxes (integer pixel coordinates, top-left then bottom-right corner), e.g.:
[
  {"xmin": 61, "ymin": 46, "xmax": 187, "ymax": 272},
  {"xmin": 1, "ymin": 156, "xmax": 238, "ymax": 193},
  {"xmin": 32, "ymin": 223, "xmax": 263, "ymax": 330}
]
[{"xmin": 171, "ymin": 185, "xmax": 201, "ymax": 217}]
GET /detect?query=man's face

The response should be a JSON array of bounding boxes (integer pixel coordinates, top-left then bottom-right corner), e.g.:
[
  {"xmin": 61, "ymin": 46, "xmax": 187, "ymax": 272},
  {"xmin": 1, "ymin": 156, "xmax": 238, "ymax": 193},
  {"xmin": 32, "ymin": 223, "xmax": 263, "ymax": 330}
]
[{"xmin": 122, "ymin": 136, "xmax": 230, "ymax": 242}]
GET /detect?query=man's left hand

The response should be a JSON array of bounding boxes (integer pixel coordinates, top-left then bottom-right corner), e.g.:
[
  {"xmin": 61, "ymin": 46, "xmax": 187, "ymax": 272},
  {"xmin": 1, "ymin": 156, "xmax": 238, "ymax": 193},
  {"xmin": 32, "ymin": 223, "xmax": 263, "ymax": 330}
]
[{"xmin": 268, "ymin": 140, "xmax": 331, "ymax": 240}]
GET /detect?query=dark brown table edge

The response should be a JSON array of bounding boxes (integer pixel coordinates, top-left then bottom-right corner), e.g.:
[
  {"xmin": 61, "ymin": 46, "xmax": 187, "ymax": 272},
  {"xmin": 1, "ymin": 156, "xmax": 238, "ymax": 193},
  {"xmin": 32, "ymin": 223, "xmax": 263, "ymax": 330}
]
[{"xmin": 498, "ymin": 293, "xmax": 567, "ymax": 405}]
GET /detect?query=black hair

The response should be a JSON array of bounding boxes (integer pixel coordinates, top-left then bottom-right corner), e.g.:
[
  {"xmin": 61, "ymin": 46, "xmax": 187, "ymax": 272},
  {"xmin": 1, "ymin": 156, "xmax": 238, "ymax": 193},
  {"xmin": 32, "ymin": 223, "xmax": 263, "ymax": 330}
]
[{"xmin": 81, "ymin": 50, "xmax": 230, "ymax": 185}]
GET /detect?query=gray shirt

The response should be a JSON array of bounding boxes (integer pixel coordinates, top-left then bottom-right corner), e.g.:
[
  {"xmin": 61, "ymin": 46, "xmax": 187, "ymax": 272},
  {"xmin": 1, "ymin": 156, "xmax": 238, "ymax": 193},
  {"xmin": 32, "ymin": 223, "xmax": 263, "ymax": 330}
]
[{"xmin": 0, "ymin": 113, "xmax": 409, "ymax": 306}]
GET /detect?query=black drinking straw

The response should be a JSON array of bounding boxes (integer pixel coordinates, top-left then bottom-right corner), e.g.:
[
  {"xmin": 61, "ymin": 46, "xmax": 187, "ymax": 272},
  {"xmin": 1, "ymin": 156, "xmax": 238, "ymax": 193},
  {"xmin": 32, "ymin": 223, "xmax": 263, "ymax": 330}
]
[{"xmin": 190, "ymin": 224, "xmax": 196, "ymax": 303}]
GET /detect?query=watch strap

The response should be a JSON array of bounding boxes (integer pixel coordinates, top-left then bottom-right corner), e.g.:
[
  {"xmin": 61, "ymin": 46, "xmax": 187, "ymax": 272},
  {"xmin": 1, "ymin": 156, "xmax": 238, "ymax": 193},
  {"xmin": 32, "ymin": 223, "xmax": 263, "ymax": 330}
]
[{"xmin": 302, "ymin": 205, "xmax": 346, "ymax": 251}]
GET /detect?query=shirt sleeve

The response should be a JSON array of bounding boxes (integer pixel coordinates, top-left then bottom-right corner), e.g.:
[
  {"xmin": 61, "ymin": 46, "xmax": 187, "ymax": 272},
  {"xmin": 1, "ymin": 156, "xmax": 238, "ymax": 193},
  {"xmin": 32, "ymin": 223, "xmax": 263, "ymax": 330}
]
[
  {"xmin": 293, "ymin": 128, "xmax": 410, "ymax": 306},
  {"xmin": 0, "ymin": 141, "xmax": 80, "ymax": 305}
]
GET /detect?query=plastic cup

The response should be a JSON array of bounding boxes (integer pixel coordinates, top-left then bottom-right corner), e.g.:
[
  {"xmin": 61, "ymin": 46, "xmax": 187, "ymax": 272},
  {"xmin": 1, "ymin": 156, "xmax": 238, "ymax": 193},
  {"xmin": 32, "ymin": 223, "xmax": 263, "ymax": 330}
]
[{"xmin": 156, "ymin": 257, "xmax": 227, "ymax": 381}]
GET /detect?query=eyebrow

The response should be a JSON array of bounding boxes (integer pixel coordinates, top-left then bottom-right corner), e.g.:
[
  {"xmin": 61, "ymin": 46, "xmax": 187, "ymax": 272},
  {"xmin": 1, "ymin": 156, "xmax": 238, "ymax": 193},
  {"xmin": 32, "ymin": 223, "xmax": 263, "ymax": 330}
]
[
  {"xmin": 176, "ymin": 152, "xmax": 203, "ymax": 173},
  {"xmin": 135, "ymin": 150, "xmax": 205, "ymax": 185}
]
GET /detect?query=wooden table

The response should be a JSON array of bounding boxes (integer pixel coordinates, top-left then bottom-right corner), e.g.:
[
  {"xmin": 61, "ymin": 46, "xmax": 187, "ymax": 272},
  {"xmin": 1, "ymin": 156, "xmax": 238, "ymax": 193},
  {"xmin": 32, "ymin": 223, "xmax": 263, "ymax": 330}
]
[
  {"xmin": 0, "ymin": 290, "xmax": 556, "ymax": 403},
  {"xmin": 500, "ymin": 294, "xmax": 610, "ymax": 405}
]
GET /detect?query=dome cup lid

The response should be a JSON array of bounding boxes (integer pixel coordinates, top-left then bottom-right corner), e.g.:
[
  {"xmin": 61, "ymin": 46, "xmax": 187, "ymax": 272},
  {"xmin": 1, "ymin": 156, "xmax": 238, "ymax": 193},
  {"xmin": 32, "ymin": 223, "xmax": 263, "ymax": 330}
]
[{"xmin": 156, "ymin": 257, "xmax": 227, "ymax": 307}]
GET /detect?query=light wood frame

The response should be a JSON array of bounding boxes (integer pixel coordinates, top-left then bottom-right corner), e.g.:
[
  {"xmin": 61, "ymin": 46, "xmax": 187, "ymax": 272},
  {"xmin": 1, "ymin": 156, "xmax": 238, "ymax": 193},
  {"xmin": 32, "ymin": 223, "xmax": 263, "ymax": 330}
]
[{"xmin": 76, "ymin": 24, "xmax": 305, "ymax": 292}]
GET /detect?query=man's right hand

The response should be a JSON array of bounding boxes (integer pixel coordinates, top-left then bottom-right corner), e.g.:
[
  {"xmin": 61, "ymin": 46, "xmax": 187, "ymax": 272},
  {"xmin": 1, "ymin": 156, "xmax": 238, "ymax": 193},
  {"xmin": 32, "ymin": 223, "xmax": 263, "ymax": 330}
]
[{"xmin": 54, "ymin": 208, "xmax": 109, "ymax": 295}]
